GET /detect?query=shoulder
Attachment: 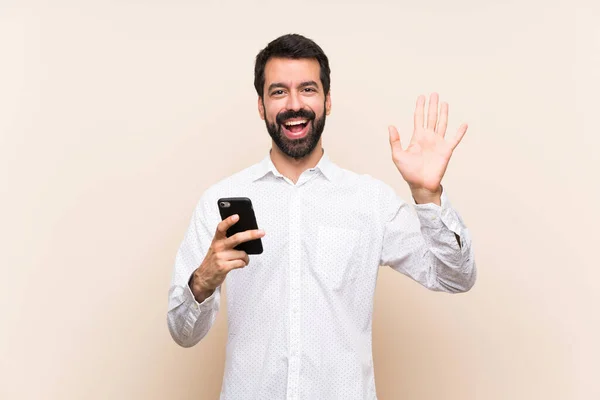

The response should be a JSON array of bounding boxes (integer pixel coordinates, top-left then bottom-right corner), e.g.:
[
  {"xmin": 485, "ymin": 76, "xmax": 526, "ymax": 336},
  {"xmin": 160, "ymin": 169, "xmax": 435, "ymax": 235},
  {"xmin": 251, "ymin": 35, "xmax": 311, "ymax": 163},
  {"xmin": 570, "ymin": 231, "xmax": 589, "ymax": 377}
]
[
  {"xmin": 329, "ymin": 164, "xmax": 409, "ymax": 225},
  {"xmin": 334, "ymin": 164, "xmax": 398, "ymax": 198},
  {"xmin": 207, "ymin": 164, "xmax": 258, "ymax": 193},
  {"xmin": 193, "ymin": 161, "xmax": 262, "ymax": 215},
  {"xmin": 332, "ymin": 163, "xmax": 410, "ymax": 217}
]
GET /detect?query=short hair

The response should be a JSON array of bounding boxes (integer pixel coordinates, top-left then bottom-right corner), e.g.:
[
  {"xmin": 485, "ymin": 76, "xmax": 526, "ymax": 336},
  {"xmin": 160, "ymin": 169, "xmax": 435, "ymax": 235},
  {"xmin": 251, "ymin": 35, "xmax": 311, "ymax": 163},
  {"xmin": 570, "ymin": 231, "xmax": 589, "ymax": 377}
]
[{"xmin": 254, "ymin": 33, "xmax": 331, "ymax": 98}]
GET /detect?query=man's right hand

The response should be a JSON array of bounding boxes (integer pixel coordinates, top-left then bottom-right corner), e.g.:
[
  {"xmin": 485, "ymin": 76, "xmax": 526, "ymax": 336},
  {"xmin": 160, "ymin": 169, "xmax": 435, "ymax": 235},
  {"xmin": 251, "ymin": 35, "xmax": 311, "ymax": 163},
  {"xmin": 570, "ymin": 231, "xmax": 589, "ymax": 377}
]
[{"xmin": 189, "ymin": 214, "xmax": 266, "ymax": 303}]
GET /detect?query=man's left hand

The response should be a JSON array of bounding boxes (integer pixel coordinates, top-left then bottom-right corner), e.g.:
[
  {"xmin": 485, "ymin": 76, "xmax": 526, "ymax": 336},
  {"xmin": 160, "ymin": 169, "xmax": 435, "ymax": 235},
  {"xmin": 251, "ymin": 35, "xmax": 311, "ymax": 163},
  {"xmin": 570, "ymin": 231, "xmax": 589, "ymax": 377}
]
[{"xmin": 388, "ymin": 93, "xmax": 468, "ymax": 205}]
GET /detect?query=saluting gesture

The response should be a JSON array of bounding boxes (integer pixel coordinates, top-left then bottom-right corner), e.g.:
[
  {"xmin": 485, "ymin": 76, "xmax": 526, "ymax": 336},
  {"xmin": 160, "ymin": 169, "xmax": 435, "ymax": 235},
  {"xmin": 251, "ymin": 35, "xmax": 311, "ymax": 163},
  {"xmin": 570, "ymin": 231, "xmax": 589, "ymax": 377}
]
[{"xmin": 388, "ymin": 93, "xmax": 468, "ymax": 204}]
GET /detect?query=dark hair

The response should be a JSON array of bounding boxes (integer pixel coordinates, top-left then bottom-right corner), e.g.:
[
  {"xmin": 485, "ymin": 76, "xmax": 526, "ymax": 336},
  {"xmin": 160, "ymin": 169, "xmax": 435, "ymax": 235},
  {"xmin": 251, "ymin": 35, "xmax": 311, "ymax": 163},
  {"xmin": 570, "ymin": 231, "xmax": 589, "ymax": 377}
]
[{"xmin": 254, "ymin": 34, "xmax": 331, "ymax": 98}]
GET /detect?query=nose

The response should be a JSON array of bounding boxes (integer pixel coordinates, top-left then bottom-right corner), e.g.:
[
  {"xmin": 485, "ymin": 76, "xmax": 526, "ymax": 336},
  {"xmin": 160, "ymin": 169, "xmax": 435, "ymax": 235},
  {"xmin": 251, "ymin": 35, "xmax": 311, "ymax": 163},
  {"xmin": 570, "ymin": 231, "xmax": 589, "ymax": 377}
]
[{"xmin": 285, "ymin": 91, "xmax": 302, "ymax": 111}]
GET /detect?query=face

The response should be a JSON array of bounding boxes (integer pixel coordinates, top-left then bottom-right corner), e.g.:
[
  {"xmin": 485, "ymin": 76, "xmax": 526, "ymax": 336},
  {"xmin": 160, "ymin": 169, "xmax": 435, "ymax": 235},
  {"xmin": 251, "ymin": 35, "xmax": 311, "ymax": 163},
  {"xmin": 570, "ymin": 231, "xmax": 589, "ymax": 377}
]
[{"xmin": 258, "ymin": 57, "xmax": 331, "ymax": 160}]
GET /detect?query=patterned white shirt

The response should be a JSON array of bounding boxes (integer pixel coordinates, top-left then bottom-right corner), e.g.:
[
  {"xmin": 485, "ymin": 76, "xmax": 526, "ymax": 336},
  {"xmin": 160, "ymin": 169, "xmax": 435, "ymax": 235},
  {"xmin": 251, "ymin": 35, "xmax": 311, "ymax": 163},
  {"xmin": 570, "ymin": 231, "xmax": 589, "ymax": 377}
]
[{"xmin": 167, "ymin": 150, "xmax": 476, "ymax": 400}]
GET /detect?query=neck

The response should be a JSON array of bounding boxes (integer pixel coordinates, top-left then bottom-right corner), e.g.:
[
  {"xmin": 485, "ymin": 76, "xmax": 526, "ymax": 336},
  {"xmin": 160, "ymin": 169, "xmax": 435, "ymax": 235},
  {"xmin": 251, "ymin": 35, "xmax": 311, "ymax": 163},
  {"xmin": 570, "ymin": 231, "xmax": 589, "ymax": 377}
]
[{"xmin": 269, "ymin": 142, "xmax": 323, "ymax": 184}]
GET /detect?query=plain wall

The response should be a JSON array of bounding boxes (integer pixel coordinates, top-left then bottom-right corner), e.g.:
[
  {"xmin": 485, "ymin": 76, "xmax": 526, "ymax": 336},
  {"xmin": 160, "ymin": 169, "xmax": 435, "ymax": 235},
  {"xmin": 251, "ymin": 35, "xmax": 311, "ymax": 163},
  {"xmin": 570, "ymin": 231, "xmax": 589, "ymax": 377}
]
[{"xmin": 1, "ymin": 0, "xmax": 598, "ymax": 399}]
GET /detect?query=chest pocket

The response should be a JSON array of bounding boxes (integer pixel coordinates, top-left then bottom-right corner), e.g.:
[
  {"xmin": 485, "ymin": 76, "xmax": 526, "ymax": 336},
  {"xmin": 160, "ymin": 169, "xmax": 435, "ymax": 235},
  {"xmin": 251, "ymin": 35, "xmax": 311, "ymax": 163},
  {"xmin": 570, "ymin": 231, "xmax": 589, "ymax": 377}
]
[{"xmin": 314, "ymin": 225, "xmax": 361, "ymax": 289}]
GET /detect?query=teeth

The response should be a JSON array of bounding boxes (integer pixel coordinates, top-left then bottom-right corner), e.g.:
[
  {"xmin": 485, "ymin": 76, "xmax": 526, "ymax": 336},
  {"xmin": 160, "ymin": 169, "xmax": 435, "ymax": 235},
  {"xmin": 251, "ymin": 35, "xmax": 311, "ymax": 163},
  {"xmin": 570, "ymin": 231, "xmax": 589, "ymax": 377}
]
[{"xmin": 284, "ymin": 120, "xmax": 307, "ymax": 126}]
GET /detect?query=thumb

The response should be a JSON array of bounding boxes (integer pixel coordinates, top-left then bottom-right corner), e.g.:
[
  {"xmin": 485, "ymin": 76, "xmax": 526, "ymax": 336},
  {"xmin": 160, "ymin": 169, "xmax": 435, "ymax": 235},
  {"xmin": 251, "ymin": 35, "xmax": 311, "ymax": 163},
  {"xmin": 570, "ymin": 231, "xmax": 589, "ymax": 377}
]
[{"xmin": 388, "ymin": 125, "xmax": 402, "ymax": 151}]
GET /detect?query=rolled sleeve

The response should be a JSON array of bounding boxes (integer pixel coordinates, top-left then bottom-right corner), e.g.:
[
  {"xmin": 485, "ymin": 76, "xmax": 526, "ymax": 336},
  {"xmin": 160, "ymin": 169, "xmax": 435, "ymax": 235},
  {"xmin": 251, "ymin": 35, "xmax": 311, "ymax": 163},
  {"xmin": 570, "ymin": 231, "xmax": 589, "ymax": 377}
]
[{"xmin": 381, "ymin": 184, "xmax": 476, "ymax": 292}]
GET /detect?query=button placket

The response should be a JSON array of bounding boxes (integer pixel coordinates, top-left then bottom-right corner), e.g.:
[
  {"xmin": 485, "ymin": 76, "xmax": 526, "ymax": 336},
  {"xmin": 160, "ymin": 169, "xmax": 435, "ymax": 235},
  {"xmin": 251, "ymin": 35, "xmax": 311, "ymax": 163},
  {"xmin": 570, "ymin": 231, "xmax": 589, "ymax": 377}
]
[{"xmin": 286, "ymin": 186, "xmax": 302, "ymax": 397}]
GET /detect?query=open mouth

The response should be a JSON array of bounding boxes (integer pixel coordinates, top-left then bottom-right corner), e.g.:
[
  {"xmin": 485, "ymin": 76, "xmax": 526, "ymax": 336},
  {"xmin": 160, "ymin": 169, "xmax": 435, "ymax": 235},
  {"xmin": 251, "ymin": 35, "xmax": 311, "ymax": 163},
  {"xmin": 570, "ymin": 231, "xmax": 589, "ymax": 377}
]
[{"xmin": 281, "ymin": 119, "xmax": 310, "ymax": 139}]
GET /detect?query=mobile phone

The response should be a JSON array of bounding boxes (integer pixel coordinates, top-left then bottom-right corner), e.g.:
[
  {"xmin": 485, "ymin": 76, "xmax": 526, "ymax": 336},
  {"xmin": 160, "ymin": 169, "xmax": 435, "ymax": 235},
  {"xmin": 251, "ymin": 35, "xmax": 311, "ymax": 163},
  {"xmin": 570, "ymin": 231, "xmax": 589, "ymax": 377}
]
[{"xmin": 217, "ymin": 197, "xmax": 263, "ymax": 254}]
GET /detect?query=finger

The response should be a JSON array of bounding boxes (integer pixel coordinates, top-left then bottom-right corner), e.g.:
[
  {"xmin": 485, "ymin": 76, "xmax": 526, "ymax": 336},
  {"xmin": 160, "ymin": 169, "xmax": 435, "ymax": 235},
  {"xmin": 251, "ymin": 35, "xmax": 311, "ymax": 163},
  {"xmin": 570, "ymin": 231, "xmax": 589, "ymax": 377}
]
[
  {"xmin": 437, "ymin": 102, "xmax": 449, "ymax": 138},
  {"xmin": 388, "ymin": 125, "xmax": 402, "ymax": 151},
  {"xmin": 217, "ymin": 249, "xmax": 249, "ymax": 262},
  {"xmin": 450, "ymin": 123, "xmax": 468, "ymax": 150},
  {"xmin": 426, "ymin": 93, "xmax": 439, "ymax": 131},
  {"xmin": 414, "ymin": 95, "xmax": 425, "ymax": 130},
  {"xmin": 225, "ymin": 228, "xmax": 265, "ymax": 249},
  {"xmin": 215, "ymin": 214, "xmax": 239, "ymax": 239},
  {"xmin": 225, "ymin": 259, "xmax": 248, "ymax": 271}
]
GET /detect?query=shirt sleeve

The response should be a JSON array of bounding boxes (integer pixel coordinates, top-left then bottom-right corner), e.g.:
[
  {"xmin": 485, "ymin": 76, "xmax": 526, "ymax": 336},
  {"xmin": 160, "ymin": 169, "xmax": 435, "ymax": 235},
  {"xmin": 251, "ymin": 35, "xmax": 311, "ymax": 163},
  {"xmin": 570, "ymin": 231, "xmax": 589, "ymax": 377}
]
[
  {"xmin": 167, "ymin": 195, "xmax": 221, "ymax": 347},
  {"xmin": 378, "ymin": 184, "xmax": 476, "ymax": 293}
]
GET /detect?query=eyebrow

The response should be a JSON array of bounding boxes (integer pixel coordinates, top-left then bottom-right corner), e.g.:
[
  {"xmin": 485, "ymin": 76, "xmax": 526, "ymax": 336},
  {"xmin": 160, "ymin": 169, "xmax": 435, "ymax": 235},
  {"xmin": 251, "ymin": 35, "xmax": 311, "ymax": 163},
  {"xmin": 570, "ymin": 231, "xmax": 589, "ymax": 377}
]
[{"xmin": 267, "ymin": 80, "xmax": 319, "ymax": 93}]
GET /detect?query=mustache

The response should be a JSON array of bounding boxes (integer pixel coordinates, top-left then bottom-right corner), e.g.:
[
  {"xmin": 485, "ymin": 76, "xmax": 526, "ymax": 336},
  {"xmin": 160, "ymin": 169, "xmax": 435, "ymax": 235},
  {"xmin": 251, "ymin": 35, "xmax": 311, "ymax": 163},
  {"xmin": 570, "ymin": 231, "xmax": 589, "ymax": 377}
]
[{"xmin": 276, "ymin": 109, "xmax": 315, "ymax": 125}]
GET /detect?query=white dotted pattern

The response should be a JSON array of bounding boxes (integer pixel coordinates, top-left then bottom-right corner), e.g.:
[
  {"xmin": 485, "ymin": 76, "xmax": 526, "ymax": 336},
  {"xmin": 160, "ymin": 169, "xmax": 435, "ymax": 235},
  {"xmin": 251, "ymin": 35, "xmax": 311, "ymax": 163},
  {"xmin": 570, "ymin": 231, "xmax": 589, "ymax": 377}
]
[{"xmin": 167, "ymin": 151, "xmax": 476, "ymax": 400}]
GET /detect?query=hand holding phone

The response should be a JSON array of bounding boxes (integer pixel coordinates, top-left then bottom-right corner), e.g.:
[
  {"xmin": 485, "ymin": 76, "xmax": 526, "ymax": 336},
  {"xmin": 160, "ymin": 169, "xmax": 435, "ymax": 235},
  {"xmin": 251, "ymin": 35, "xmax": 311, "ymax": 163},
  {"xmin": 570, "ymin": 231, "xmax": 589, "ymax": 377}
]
[
  {"xmin": 188, "ymin": 198, "xmax": 265, "ymax": 303},
  {"xmin": 188, "ymin": 202, "xmax": 265, "ymax": 303}
]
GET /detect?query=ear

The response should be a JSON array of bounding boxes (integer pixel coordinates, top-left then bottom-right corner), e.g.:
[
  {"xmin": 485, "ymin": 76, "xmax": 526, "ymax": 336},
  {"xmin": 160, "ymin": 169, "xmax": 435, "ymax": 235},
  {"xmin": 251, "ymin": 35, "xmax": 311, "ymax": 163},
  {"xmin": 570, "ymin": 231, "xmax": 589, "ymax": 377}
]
[
  {"xmin": 258, "ymin": 96, "xmax": 265, "ymax": 120},
  {"xmin": 325, "ymin": 91, "xmax": 332, "ymax": 115}
]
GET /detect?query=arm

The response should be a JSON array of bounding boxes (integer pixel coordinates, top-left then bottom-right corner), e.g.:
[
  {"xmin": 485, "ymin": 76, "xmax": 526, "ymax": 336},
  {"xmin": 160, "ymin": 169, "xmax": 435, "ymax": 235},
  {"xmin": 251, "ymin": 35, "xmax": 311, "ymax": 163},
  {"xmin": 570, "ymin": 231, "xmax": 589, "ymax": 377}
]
[
  {"xmin": 379, "ymin": 185, "xmax": 475, "ymax": 293},
  {"xmin": 167, "ymin": 196, "xmax": 265, "ymax": 347},
  {"xmin": 167, "ymin": 199, "xmax": 221, "ymax": 348},
  {"xmin": 383, "ymin": 93, "xmax": 475, "ymax": 291}
]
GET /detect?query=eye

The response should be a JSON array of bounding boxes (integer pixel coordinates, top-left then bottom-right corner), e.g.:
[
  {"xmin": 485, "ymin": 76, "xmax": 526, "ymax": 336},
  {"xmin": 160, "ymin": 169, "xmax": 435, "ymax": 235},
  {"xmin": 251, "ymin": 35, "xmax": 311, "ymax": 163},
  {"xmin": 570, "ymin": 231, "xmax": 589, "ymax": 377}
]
[
  {"xmin": 303, "ymin": 87, "xmax": 317, "ymax": 92},
  {"xmin": 271, "ymin": 90, "xmax": 285, "ymax": 96}
]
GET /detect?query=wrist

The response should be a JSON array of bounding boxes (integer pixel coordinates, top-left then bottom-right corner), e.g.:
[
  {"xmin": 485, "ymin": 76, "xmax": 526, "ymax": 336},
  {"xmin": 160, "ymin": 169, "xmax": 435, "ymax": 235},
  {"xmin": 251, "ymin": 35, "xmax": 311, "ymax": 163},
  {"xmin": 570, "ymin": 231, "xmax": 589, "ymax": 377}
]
[
  {"xmin": 189, "ymin": 270, "xmax": 214, "ymax": 303},
  {"xmin": 411, "ymin": 185, "xmax": 442, "ymax": 205}
]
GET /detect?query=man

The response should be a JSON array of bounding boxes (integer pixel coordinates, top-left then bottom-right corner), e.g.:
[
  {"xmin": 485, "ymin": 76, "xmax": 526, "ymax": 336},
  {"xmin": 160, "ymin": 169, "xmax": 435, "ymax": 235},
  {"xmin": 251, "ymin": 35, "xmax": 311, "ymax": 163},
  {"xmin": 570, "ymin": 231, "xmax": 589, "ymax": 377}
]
[{"xmin": 167, "ymin": 33, "xmax": 476, "ymax": 400}]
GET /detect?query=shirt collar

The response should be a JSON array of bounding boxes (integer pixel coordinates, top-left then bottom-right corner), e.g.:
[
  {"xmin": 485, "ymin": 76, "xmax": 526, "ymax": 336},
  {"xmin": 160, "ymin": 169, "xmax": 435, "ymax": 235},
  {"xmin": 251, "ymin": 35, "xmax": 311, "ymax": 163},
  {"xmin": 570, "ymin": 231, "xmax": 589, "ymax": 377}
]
[{"xmin": 251, "ymin": 149, "xmax": 337, "ymax": 182}]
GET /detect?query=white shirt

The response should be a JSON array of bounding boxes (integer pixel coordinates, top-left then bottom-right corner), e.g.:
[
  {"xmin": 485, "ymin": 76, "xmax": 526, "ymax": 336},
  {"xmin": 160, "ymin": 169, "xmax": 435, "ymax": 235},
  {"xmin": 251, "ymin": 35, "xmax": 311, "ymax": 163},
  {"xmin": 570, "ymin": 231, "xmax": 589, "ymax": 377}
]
[{"xmin": 167, "ymin": 150, "xmax": 476, "ymax": 400}]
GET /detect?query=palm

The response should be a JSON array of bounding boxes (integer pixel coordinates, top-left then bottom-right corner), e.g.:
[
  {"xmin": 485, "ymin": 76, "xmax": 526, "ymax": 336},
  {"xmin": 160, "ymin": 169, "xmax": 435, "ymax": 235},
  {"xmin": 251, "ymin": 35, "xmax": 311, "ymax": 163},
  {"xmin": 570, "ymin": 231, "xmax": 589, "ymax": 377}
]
[{"xmin": 389, "ymin": 93, "xmax": 468, "ymax": 193}]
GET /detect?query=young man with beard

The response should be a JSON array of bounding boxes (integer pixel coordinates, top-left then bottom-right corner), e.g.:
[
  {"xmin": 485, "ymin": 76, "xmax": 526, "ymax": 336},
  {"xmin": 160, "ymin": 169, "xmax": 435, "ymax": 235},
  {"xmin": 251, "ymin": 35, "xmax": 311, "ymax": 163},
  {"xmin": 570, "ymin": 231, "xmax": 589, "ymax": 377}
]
[{"xmin": 167, "ymin": 34, "xmax": 476, "ymax": 400}]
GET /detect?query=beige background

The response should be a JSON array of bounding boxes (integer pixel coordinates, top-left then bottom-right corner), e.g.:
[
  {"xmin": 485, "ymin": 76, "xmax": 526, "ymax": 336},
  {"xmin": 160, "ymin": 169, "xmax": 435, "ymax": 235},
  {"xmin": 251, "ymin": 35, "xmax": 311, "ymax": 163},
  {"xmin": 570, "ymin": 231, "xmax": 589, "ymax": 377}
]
[{"xmin": 1, "ymin": 0, "xmax": 597, "ymax": 399}]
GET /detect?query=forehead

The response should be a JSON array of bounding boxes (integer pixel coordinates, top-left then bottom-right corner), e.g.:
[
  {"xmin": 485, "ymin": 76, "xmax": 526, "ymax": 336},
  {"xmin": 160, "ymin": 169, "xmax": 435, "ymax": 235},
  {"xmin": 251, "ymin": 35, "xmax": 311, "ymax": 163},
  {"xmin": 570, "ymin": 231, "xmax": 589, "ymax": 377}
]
[{"xmin": 264, "ymin": 57, "xmax": 322, "ymax": 88}]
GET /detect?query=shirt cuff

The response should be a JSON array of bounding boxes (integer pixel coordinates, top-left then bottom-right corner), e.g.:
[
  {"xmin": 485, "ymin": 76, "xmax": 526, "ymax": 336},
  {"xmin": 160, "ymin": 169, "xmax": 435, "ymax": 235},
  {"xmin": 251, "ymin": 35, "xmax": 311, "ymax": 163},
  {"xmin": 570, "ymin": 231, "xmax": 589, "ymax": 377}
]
[
  {"xmin": 412, "ymin": 187, "xmax": 445, "ymax": 228},
  {"xmin": 181, "ymin": 277, "xmax": 219, "ymax": 338},
  {"xmin": 412, "ymin": 187, "xmax": 463, "ymax": 235},
  {"xmin": 185, "ymin": 279, "xmax": 218, "ymax": 311}
]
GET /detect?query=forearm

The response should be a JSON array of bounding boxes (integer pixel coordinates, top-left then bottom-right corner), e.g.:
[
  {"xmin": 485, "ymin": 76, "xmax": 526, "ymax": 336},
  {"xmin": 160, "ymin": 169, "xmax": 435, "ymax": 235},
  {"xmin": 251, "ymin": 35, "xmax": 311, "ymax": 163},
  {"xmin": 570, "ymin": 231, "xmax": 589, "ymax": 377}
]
[
  {"xmin": 167, "ymin": 282, "xmax": 221, "ymax": 347},
  {"xmin": 413, "ymin": 192, "xmax": 476, "ymax": 292},
  {"xmin": 167, "ymin": 195, "xmax": 223, "ymax": 347},
  {"xmin": 420, "ymin": 229, "xmax": 476, "ymax": 292}
]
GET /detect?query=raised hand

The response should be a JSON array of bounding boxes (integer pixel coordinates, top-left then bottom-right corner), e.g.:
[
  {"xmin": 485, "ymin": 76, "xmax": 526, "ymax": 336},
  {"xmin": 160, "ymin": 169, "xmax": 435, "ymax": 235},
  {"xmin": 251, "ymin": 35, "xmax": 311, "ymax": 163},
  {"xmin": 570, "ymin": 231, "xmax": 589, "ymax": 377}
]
[{"xmin": 388, "ymin": 93, "xmax": 468, "ymax": 201}]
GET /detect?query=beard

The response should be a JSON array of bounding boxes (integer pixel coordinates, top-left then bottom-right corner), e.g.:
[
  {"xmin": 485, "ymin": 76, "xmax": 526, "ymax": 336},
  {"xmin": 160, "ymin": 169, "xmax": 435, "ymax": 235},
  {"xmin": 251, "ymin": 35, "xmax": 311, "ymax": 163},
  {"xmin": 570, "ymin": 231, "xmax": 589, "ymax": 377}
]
[{"xmin": 264, "ymin": 102, "xmax": 327, "ymax": 160}]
